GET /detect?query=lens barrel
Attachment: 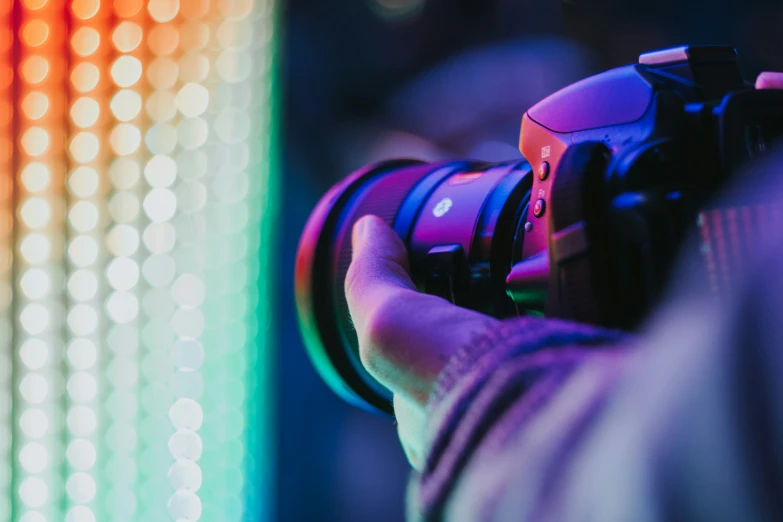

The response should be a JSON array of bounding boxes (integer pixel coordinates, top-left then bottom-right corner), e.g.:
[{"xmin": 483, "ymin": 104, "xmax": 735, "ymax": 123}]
[{"xmin": 295, "ymin": 159, "xmax": 532, "ymax": 414}]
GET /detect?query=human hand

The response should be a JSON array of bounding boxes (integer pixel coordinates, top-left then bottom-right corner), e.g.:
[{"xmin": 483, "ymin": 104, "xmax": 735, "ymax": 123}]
[{"xmin": 344, "ymin": 215, "xmax": 498, "ymax": 469}]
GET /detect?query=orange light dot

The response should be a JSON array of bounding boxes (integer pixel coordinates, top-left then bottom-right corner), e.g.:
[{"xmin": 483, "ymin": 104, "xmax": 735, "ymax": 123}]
[
  {"xmin": 219, "ymin": 0, "xmax": 253, "ymax": 20},
  {"xmin": 22, "ymin": 92, "xmax": 49, "ymax": 120},
  {"xmin": 147, "ymin": 58, "xmax": 178, "ymax": 90},
  {"xmin": 21, "ymin": 56, "xmax": 49, "ymax": 85},
  {"xmin": 112, "ymin": 21, "xmax": 143, "ymax": 53},
  {"xmin": 71, "ymin": 62, "xmax": 100, "ymax": 93},
  {"xmin": 180, "ymin": 0, "xmax": 209, "ymax": 19},
  {"xmin": 180, "ymin": 22, "xmax": 209, "ymax": 52},
  {"xmin": 23, "ymin": 0, "xmax": 48, "ymax": 10},
  {"xmin": 114, "ymin": 0, "xmax": 143, "ymax": 18},
  {"xmin": 147, "ymin": 24, "xmax": 179, "ymax": 57},
  {"xmin": 72, "ymin": 0, "xmax": 100, "ymax": 19},
  {"xmin": 71, "ymin": 27, "xmax": 100, "ymax": 57},
  {"xmin": 21, "ymin": 20, "xmax": 49, "ymax": 47}
]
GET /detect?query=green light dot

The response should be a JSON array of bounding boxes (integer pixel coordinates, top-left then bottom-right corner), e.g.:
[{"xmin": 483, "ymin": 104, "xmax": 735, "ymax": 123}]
[
  {"xmin": 106, "ymin": 390, "xmax": 138, "ymax": 420},
  {"xmin": 170, "ymin": 370, "xmax": 204, "ymax": 400},
  {"xmin": 105, "ymin": 488, "xmax": 137, "ymax": 518}
]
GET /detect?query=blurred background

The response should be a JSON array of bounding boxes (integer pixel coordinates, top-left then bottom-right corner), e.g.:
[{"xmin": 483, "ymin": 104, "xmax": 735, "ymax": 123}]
[
  {"xmin": 0, "ymin": 1, "xmax": 782, "ymax": 522},
  {"xmin": 280, "ymin": 1, "xmax": 783, "ymax": 521}
]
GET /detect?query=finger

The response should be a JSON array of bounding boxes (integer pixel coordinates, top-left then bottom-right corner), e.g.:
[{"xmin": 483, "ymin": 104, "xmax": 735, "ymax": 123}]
[
  {"xmin": 756, "ymin": 72, "xmax": 783, "ymax": 90},
  {"xmin": 345, "ymin": 215, "xmax": 499, "ymax": 406}
]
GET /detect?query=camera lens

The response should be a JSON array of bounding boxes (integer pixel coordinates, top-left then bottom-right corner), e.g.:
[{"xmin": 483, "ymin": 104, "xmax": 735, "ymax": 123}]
[{"xmin": 295, "ymin": 159, "xmax": 533, "ymax": 414}]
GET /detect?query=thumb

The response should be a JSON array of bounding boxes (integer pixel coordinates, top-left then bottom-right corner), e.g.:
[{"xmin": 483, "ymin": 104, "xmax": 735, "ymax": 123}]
[{"xmin": 345, "ymin": 214, "xmax": 498, "ymax": 406}]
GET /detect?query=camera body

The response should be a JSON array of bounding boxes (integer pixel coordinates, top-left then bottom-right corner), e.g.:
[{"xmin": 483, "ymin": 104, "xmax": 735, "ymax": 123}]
[{"xmin": 295, "ymin": 46, "xmax": 783, "ymax": 414}]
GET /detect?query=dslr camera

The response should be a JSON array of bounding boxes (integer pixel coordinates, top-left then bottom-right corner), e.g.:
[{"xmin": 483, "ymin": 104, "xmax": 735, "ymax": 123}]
[{"xmin": 295, "ymin": 46, "xmax": 783, "ymax": 414}]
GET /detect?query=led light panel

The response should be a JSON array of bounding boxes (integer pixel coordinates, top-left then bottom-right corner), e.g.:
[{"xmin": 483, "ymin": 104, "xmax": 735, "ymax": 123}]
[{"xmin": 3, "ymin": 1, "xmax": 278, "ymax": 520}]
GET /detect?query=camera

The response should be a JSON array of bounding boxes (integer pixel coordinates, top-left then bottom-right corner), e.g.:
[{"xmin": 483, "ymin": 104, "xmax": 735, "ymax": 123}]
[{"xmin": 295, "ymin": 46, "xmax": 783, "ymax": 414}]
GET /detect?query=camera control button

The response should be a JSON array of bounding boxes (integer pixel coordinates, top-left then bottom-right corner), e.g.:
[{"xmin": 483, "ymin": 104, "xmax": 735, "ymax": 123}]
[
  {"xmin": 538, "ymin": 162, "xmax": 550, "ymax": 180},
  {"xmin": 533, "ymin": 199, "xmax": 546, "ymax": 218}
]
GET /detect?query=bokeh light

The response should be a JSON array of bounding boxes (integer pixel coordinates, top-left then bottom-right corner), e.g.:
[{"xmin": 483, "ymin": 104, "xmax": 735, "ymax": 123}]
[{"xmin": 5, "ymin": 1, "xmax": 277, "ymax": 520}]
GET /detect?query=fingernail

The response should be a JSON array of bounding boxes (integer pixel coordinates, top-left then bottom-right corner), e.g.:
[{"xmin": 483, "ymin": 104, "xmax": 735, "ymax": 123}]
[{"xmin": 353, "ymin": 216, "xmax": 371, "ymax": 248}]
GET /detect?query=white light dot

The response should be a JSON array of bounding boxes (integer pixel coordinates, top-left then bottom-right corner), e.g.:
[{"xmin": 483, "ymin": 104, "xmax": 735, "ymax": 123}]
[
  {"xmin": 171, "ymin": 308, "xmax": 204, "ymax": 338},
  {"xmin": 70, "ymin": 97, "xmax": 100, "ymax": 129},
  {"xmin": 19, "ymin": 476, "xmax": 48, "ymax": 507},
  {"xmin": 21, "ymin": 127, "xmax": 49, "ymax": 156},
  {"xmin": 172, "ymin": 339, "xmax": 204, "ymax": 371},
  {"xmin": 20, "ymin": 269, "xmax": 49, "ymax": 300},
  {"xmin": 177, "ymin": 117, "xmax": 208, "ymax": 149},
  {"xmin": 112, "ymin": 21, "xmax": 143, "ymax": 53},
  {"xmin": 144, "ymin": 155, "xmax": 177, "ymax": 188},
  {"xmin": 109, "ymin": 191, "xmax": 140, "ymax": 224},
  {"xmin": 71, "ymin": 62, "xmax": 100, "ymax": 93},
  {"xmin": 66, "ymin": 505, "xmax": 96, "ymax": 522},
  {"xmin": 106, "ymin": 258, "xmax": 140, "ymax": 291},
  {"xmin": 111, "ymin": 89, "xmax": 142, "ymax": 122},
  {"xmin": 20, "ymin": 408, "xmax": 48, "ymax": 439},
  {"xmin": 22, "ymin": 91, "xmax": 49, "ymax": 120},
  {"xmin": 111, "ymin": 56, "xmax": 142, "ymax": 87},
  {"xmin": 68, "ymin": 372, "xmax": 97, "ymax": 403},
  {"xmin": 106, "ymin": 225, "xmax": 140, "ymax": 257},
  {"xmin": 106, "ymin": 291, "xmax": 139, "ymax": 324},
  {"xmin": 142, "ymin": 222, "xmax": 176, "ymax": 254},
  {"xmin": 168, "ymin": 430, "xmax": 202, "ymax": 460},
  {"xmin": 19, "ymin": 512, "xmax": 46, "ymax": 522},
  {"xmin": 169, "ymin": 398, "xmax": 203, "ymax": 431},
  {"xmin": 109, "ymin": 158, "xmax": 141, "ymax": 190},
  {"xmin": 68, "ymin": 201, "xmax": 99, "ymax": 233},
  {"xmin": 19, "ymin": 373, "xmax": 48, "ymax": 404},
  {"xmin": 68, "ymin": 339, "xmax": 97, "ymax": 370},
  {"xmin": 19, "ymin": 338, "xmax": 48, "ymax": 370},
  {"xmin": 67, "ymin": 439, "xmax": 96, "ymax": 471},
  {"xmin": 67, "ymin": 405, "xmax": 97, "ymax": 437},
  {"xmin": 19, "ymin": 442, "xmax": 48, "ymax": 473},
  {"xmin": 68, "ymin": 270, "xmax": 99, "ymax": 301},
  {"xmin": 67, "ymin": 472, "xmax": 96, "ymax": 503},
  {"xmin": 19, "ymin": 198, "xmax": 50, "ymax": 230},
  {"xmin": 68, "ymin": 166, "xmax": 99, "ymax": 198},
  {"xmin": 171, "ymin": 274, "xmax": 205, "ymax": 307},
  {"xmin": 170, "ymin": 370, "xmax": 204, "ymax": 400},
  {"xmin": 143, "ymin": 188, "xmax": 177, "ymax": 222},
  {"xmin": 142, "ymin": 255, "xmax": 176, "ymax": 287},
  {"xmin": 110, "ymin": 123, "xmax": 142, "ymax": 156},
  {"xmin": 19, "ymin": 303, "xmax": 48, "ymax": 335},
  {"xmin": 68, "ymin": 304, "xmax": 98, "ymax": 336},
  {"xmin": 21, "ymin": 163, "xmax": 50, "ymax": 193},
  {"xmin": 69, "ymin": 132, "xmax": 100, "ymax": 163},
  {"xmin": 168, "ymin": 460, "xmax": 202, "ymax": 491},
  {"xmin": 176, "ymin": 83, "xmax": 209, "ymax": 118},
  {"xmin": 69, "ymin": 235, "xmax": 99, "ymax": 267},
  {"xmin": 167, "ymin": 490, "xmax": 202, "ymax": 521}
]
